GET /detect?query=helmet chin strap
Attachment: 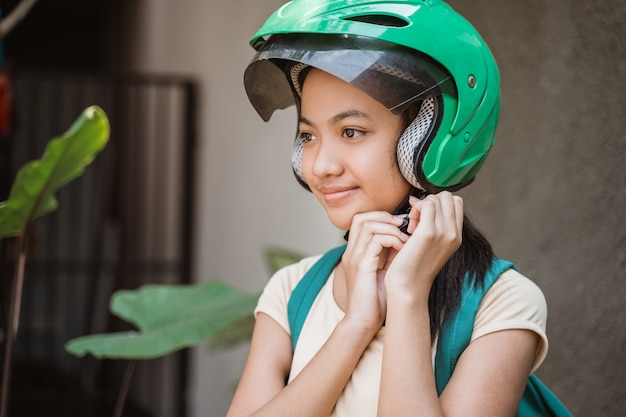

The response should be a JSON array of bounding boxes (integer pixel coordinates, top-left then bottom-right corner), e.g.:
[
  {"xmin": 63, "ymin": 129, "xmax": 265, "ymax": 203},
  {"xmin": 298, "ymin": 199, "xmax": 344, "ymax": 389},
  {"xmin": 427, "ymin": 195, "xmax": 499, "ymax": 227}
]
[
  {"xmin": 343, "ymin": 187, "xmax": 425, "ymax": 241},
  {"xmin": 393, "ymin": 187, "xmax": 426, "ymax": 215}
]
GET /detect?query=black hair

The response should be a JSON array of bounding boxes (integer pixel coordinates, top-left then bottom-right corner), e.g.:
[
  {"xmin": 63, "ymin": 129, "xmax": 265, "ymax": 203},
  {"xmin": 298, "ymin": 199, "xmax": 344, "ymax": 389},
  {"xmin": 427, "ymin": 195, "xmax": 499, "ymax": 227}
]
[
  {"xmin": 428, "ymin": 215, "xmax": 494, "ymax": 343},
  {"xmin": 400, "ymin": 102, "xmax": 494, "ymax": 343}
]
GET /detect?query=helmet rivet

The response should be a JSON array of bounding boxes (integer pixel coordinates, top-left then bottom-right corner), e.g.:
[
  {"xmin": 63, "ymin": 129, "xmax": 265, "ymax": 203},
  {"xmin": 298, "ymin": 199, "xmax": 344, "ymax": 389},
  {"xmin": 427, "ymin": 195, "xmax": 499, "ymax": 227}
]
[
  {"xmin": 468, "ymin": 75, "xmax": 477, "ymax": 88},
  {"xmin": 464, "ymin": 132, "xmax": 472, "ymax": 143}
]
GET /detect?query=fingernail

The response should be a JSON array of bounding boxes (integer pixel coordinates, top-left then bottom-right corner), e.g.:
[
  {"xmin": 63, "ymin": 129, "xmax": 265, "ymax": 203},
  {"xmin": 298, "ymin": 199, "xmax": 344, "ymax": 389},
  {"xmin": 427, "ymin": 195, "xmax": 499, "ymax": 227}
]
[{"xmin": 392, "ymin": 214, "xmax": 406, "ymax": 223}]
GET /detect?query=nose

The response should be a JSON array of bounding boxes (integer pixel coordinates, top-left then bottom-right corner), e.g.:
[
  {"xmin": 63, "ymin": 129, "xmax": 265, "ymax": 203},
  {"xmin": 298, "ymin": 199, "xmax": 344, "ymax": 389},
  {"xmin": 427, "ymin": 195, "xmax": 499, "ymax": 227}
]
[{"xmin": 306, "ymin": 136, "xmax": 344, "ymax": 179}]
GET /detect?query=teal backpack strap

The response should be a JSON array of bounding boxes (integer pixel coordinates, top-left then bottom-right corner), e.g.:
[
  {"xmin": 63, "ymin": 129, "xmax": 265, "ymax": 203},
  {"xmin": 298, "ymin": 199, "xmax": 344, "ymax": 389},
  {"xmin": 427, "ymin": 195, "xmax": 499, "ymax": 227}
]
[
  {"xmin": 519, "ymin": 375, "xmax": 573, "ymax": 417},
  {"xmin": 434, "ymin": 258, "xmax": 573, "ymax": 417},
  {"xmin": 434, "ymin": 258, "xmax": 514, "ymax": 394},
  {"xmin": 287, "ymin": 244, "xmax": 346, "ymax": 350}
]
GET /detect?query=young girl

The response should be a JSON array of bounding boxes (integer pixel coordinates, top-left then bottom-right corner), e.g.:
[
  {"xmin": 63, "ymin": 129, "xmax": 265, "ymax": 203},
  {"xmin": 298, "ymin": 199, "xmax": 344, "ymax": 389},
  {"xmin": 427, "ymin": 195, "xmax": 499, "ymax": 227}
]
[{"xmin": 227, "ymin": 1, "xmax": 548, "ymax": 416}]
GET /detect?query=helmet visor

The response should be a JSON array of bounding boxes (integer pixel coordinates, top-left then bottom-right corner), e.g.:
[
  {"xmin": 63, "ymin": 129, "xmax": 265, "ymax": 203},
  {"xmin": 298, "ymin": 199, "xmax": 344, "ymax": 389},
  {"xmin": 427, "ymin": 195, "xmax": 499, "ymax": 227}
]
[{"xmin": 244, "ymin": 34, "xmax": 453, "ymax": 121}]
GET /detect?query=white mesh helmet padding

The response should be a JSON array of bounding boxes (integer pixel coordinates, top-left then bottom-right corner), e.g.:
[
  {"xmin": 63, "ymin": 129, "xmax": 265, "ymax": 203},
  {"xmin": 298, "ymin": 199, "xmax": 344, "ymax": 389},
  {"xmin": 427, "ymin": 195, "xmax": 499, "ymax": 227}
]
[
  {"xmin": 397, "ymin": 97, "xmax": 436, "ymax": 189},
  {"xmin": 292, "ymin": 131, "xmax": 306, "ymax": 182},
  {"xmin": 291, "ymin": 63, "xmax": 308, "ymax": 183}
]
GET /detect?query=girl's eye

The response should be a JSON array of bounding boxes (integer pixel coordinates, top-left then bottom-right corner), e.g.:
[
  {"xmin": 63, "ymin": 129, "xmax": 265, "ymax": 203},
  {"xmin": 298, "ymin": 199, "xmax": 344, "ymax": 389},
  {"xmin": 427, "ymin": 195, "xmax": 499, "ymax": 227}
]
[
  {"xmin": 298, "ymin": 131, "xmax": 315, "ymax": 143},
  {"xmin": 343, "ymin": 128, "xmax": 363, "ymax": 139}
]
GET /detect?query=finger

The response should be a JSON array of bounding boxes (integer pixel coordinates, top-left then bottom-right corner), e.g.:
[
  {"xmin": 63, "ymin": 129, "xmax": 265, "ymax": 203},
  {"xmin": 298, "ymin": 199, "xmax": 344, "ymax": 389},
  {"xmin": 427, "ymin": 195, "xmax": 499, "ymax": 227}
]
[
  {"xmin": 438, "ymin": 191, "xmax": 458, "ymax": 226},
  {"xmin": 407, "ymin": 195, "xmax": 422, "ymax": 234},
  {"xmin": 348, "ymin": 212, "xmax": 406, "ymax": 240},
  {"xmin": 407, "ymin": 194, "xmax": 440, "ymax": 235},
  {"xmin": 350, "ymin": 211, "xmax": 405, "ymax": 229},
  {"xmin": 350, "ymin": 233, "xmax": 405, "ymax": 272},
  {"xmin": 348, "ymin": 221, "xmax": 409, "ymax": 249},
  {"xmin": 437, "ymin": 192, "xmax": 464, "ymax": 229},
  {"xmin": 363, "ymin": 234, "xmax": 405, "ymax": 269},
  {"xmin": 347, "ymin": 214, "xmax": 409, "ymax": 251},
  {"xmin": 436, "ymin": 192, "xmax": 463, "ymax": 247},
  {"xmin": 414, "ymin": 197, "xmax": 437, "ymax": 235},
  {"xmin": 454, "ymin": 195, "xmax": 464, "ymax": 234}
]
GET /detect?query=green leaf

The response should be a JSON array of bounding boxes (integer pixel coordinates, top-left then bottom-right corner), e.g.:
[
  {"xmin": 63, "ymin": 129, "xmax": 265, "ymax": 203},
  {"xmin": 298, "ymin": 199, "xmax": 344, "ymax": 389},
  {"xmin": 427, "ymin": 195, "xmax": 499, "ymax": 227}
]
[
  {"xmin": 0, "ymin": 106, "xmax": 110, "ymax": 238},
  {"xmin": 263, "ymin": 246, "xmax": 306, "ymax": 275},
  {"xmin": 65, "ymin": 280, "xmax": 260, "ymax": 359},
  {"xmin": 207, "ymin": 313, "xmax": 256, "ymax": 351},
  {"xmin": 65, "ymin": 246, "xmax": 304, "ymax": 360},
  {"xmin": 208, "ymin": 247, "xmax": 306, "ymax": 350}
]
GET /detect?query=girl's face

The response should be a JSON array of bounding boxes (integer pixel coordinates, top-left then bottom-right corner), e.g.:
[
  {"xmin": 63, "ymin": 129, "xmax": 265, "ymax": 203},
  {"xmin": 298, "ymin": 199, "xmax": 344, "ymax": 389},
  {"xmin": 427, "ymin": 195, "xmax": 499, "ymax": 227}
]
[{"xmin": 299, "ymin": 68, "xmax": 413, "ymax": 230}]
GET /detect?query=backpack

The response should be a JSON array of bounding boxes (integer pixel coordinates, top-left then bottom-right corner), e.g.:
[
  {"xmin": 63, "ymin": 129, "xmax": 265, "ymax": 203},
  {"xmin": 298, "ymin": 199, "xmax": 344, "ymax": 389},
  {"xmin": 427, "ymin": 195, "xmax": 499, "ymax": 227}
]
[{"xmin": 287, "ymin": 244, "xmax": 573, "ymax": 417}]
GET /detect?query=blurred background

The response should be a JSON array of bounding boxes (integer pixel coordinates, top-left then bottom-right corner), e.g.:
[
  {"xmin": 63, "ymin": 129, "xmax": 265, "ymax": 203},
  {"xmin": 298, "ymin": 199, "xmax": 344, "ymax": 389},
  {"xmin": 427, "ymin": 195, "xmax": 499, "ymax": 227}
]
[{"xmin": 0, "ymin": 0, "xmax": 623, "ymax": 416}]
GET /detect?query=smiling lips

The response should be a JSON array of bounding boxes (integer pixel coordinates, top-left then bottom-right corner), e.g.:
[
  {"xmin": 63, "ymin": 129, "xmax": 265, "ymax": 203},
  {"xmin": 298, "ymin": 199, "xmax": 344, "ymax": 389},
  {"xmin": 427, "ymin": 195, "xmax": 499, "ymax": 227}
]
[{"xmin": 318, "ymin": 185, "xmax": 358, "ymax": 203}]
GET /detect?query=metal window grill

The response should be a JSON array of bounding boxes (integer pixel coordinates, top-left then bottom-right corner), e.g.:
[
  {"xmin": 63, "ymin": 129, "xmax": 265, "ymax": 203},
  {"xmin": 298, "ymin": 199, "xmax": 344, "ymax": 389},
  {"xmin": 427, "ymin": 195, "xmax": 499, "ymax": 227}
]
[{"xmin": 0, "ymin": 71, "xmax": 196, "ymax": 417}]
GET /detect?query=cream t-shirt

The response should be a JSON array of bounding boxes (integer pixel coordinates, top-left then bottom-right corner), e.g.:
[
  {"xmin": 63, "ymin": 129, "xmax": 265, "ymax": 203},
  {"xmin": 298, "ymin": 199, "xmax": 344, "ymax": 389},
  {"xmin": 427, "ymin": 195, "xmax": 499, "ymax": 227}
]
[{"xmin": 255, "ymin": 254, "xmax": 548, "ymax": 417}]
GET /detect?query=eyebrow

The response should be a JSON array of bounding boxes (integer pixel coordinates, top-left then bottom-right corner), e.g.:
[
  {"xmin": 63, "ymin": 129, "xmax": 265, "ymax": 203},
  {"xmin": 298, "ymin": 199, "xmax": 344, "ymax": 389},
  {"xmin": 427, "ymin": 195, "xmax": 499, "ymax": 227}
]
[{"xmin": 299, "ymin": 109, "xmax": 373, "ymax": 127}]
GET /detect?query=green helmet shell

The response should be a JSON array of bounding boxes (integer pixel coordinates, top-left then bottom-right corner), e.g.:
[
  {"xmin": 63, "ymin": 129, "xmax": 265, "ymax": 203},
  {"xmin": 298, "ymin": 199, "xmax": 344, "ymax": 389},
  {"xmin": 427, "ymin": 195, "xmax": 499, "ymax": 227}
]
[{"xmin": 245, "ymin": 0, "xmax": 501, "ymax": 192}]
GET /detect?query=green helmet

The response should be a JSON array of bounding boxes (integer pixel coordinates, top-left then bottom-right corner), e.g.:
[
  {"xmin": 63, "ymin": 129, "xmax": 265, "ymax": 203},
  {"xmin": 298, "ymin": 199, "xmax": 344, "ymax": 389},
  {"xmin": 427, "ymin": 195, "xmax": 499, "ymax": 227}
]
[{"xmin": 244, "ymin": 0, "xmax": 500, "ymax": 192}]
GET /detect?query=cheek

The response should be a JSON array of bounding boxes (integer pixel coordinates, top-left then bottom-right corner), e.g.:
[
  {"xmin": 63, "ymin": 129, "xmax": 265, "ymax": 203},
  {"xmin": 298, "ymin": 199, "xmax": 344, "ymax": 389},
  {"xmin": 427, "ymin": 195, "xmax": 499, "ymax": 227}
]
[
  {"xmin": 380, "ymin": 144, "xmax": 413, "ymax": 206},
  {"xmin": 359, "ymin": 146, "xmax": 410, "ymax": 194}
]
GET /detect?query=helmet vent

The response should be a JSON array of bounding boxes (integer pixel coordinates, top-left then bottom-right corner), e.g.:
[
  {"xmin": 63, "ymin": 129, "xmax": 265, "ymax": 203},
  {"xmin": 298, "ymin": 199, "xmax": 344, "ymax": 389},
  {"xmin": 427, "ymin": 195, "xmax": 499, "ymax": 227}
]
[{"xmin": 343, "ymin": 14, "xmax": 409, "ymax": 28}]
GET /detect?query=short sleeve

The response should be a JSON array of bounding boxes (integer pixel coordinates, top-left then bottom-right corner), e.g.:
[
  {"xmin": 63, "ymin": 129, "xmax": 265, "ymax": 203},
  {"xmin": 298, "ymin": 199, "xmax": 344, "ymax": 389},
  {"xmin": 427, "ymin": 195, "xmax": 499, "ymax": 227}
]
[
  {"xmin": 472, "ymin": 269, "xmax": 549, "ymax": 373},
  {"xmin": 254, "ymin": 255, "xmax": 322, "ymax": 335}
]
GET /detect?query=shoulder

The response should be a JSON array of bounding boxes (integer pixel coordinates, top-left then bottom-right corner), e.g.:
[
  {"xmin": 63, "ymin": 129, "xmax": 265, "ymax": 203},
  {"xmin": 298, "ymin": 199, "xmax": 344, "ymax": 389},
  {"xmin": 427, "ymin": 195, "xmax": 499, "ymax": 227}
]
[
  {"xmin": 476, "ymin": 268, "xmax": 547, "ymax": 329},
  {"xmin": 479, "ymin": 268, "xmax": 547, "ymax": 320},
  {"xmin": 473, "ymin": 268, "xmax": 549, "ymax": 372},
  {"xmin": 265, "ymin": 254, "xmax": 324, "ymax": 296},
  {"xmin": 253, "ymin": 254, "xmax": 323, "ymax": 333}
]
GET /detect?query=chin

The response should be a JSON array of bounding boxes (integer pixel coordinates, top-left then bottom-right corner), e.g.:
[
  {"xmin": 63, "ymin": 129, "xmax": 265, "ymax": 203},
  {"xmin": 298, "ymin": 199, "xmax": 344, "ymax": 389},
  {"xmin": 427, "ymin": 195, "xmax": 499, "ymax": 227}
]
[{"xmin": 325, "ymin": 211, "xmax": 353, "ymax": 231}]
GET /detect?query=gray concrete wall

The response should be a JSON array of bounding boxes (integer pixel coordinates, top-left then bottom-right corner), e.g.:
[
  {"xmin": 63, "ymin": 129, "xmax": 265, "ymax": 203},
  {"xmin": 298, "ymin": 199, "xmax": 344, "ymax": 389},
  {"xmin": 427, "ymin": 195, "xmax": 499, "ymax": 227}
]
[{"xmin": 448, "ymin": 1, "xmax": 626, "ymax": 415}]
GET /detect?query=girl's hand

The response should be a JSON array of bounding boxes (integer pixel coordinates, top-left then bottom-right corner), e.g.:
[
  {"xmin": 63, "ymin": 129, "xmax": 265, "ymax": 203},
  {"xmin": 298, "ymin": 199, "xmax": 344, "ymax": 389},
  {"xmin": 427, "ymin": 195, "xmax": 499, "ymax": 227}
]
[
  {"xmin": 385, "ymin": 191, "xmax": 464, "ymax": 300},
  {"xmin": 340, "ymin": 211, "xmax": 409, "ymax": 332}
]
